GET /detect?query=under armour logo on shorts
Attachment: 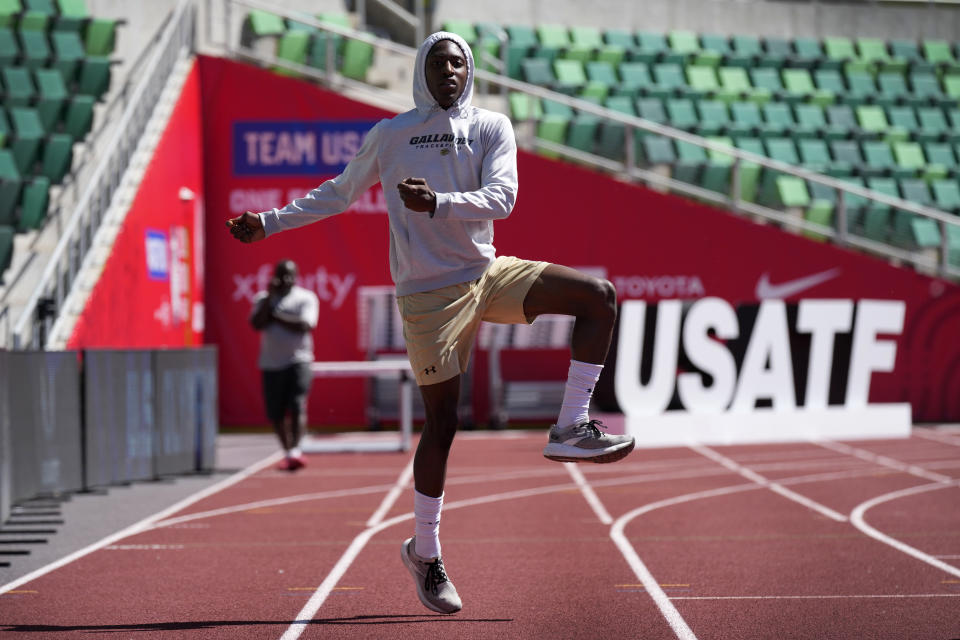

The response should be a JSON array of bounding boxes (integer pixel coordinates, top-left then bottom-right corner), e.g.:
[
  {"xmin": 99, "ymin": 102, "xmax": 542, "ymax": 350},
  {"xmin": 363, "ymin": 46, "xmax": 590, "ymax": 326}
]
[{"xmin": 424, "ymin": 366, "xmax": 437, "ymax": 375}]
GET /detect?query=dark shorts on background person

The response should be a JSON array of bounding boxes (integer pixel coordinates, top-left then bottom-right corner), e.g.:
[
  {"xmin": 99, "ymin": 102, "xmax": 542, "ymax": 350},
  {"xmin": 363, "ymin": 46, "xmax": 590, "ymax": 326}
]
[{"xmin": 261, "ymin": 362, "xmax": 313, "ymax": 422}]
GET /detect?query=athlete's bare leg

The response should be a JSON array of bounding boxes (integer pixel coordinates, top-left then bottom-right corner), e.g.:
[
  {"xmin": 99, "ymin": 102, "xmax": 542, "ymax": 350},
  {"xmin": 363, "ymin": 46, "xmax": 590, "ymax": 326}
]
[
  {"xmin": 415, "ymin": 375, "xmax": 461, "ymax": 497},
  {"xmin": 522, "ymin": 264, "xmax": 617, "ymax": 364}
]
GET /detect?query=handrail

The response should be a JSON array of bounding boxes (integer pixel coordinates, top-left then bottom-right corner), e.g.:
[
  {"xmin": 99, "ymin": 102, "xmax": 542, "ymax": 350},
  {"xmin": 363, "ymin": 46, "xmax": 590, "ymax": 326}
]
[
  {"xmin": 216, "ymin": 0, "xmax": 956, "ymax": 282},
  {"xmin": 10, "ymin": 0, "xmax": 195, "ymax": 349}
]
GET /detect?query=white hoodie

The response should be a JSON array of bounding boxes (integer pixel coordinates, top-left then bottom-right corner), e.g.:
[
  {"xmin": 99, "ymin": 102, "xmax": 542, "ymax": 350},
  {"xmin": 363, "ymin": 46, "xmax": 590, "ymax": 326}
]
[{"xmin": 258, "ymin": 31, "xmax": 519, "ymax": 296}]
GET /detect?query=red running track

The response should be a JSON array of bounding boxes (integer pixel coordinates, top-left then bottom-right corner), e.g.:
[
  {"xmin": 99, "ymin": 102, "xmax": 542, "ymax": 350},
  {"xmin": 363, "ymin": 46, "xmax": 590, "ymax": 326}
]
[{"xmin": 2, "ymin": 428, "xmax": 960, "ymax": 639}]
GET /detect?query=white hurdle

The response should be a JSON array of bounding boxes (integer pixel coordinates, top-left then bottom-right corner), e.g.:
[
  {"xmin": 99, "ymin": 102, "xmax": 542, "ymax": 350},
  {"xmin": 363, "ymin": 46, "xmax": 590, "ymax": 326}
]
[{"xmin": 300, "ymin": 359, "xmax": 414, "ymax": 453}]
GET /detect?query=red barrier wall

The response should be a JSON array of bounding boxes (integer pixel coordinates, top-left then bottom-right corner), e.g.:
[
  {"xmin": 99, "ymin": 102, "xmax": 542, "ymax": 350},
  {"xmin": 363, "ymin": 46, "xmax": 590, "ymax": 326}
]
[
  {"xmin": 196, "ymin": 56, "xmax": 960, "ymax": 426},
  {"xmin": 67, "ymin": 61, "xmax": 205, "ymax": 349}
]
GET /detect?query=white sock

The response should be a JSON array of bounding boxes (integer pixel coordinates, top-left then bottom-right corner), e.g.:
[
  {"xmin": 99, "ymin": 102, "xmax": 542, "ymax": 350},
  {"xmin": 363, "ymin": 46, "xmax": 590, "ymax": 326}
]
[
  {"xmin": 413, "ymin": 489, "xmax": 443, "ymax": 559},
  {"xmin": 289, "ymin": 447, "xmax": 302, "ymax": 458},
  {"xmin": 556, "ymin": 359, "xmax": 603, "ymax": 428}
]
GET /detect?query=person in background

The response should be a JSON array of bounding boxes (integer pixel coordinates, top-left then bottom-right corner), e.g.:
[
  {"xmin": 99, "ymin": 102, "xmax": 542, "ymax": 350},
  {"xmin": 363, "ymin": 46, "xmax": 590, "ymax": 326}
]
[{"xmin": 250, "ymin": 259, "xmax": 319, "ymax": 471}]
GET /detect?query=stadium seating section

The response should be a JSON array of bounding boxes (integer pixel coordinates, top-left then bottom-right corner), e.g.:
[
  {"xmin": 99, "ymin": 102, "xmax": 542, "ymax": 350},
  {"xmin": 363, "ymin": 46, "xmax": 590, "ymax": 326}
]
[
  {"xmin": 240, "ymin": 10, "xmax": 374, "ymax": 82},
  {"xmin": 240, "ymin": 12, "xmax": 960, "ymax": 267},
  {"xmin": 0, "ymin": 0, "xmax": 119, "ymax": 281},
  {"xmin": 438, "ymin": 21, "xmax": 960, "ymax": 262}
]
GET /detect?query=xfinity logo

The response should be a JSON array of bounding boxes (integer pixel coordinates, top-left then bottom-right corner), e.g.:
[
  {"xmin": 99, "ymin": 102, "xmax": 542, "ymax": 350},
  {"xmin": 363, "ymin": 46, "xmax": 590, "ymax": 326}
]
[{"xmin": 614, "ymin": 297, "xmax": 905, "ymax": 416}]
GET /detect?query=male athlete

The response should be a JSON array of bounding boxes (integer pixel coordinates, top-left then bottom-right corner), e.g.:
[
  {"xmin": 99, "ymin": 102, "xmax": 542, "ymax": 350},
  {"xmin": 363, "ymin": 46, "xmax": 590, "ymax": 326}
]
[{"xmin": 227, "ymin": 31, "xmax": 635, "ymax": 614}]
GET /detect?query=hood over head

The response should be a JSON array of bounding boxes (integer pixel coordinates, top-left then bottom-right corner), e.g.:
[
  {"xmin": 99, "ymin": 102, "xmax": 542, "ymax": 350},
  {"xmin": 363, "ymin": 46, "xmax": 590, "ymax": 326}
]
[{"xmin": 413, "ymin": 31, "xmax": 474, "ymax": 117}]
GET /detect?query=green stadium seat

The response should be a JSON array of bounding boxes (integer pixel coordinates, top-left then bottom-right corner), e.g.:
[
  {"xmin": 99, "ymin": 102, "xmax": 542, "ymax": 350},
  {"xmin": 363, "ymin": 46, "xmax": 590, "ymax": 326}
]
[
  {"xmin": 890, "ymin": 39, "xmax": 922, "ymax": 64},
  {"xmin": 728, "ymin": 35, "xmax": 761, "ymax": 68},
  {"xmin": 341, "ymin": 37, "xmax": 373, "ymax": 81},
  {"xmin": 56, "ymin": 0, "xmax": 89, "ymax": 32},
  {"xmin": 910, "ymin": 71, "xmax": 948, "ymax": 108},
  {"xmin": 537, "ymin": 24, "xmax": 571, "ymax": 49},
  {"xmin": 792, "ymin": 37, "xmax": 824, "ymax": 68},
  {"xmin": 0, "ymin": 26, "xmax": 17, "ymax": 67},
  {"xmin": 862, "ymin": 139, "xmax": 900, "ymax": 177},
  {"xmin": 554, "ymin": 59, "xmax": 587, "ymax": 94},
  {"xmin": 41, "ymin": 132, "xmax": 71, "ymax": 182},
  {"xmin": 636, "ymin": 96, "xmax": 666, "ymax": 124},
  {"xmin": 604, "ymin": 28, "xmax": 636, "ymax": 49},
  {"xmin": 668, "ymin": 30, "xmax": 699, "ymax": 56},
  {"xmin": 845, "ymin": 70, "xmax": 876, "ymax": 106},
  {"xmin": 686, "ymin": 65, "xmax": 719, "ymax": 99},
  {"xmin": 813, "ymin": 68, "xmax": 846, "ymax": 98},
  {"xmin": 504, "ymin": 25, "xmax": 536, "ymax": 79},
  {"xmin": 761, "ymin": 102, "xmax": 794, "ymax": 139},
  {"xmin": 77, "ymin": 55, "xmax": 111, "ymax": 99},
  {"xmin": 595, "ymin": 44, "xmax": 626, "ymax": 66},
  {"xmin": 0, "ymin": 148, "xmax": 21, "ymax": 225},
  {"xmin": 875, "ymin": 71, "xmax": 909, "ymax": 109},
  {"xmin": 242, "ymin": 9, "xmax": 285, "ymax": 47},
  {"xmin": 619, "ymin": 62, "xmax": 652, "ymax": 95},
  {"xmin": 19, "ymin": 8, "xmax": 48, "ymax": 31},
  {"xmin": 922, "ymin": 39, "xmax": 958, "ymax": 68},
  {"xmin": 798, "ymin": 138, "xmax": 832, "ymax": 172},
  {"xmin": 673, "ymin": 139, "xmax": 707, "ymax": 185},
  {"xmin": 749, "ymin": 67, "xmax": 784, "ymax": 98},
  {"xmin": 536, "ymin": 114, "xmax": 568, "ymax": 158},
  {"xmin": 521, "ymin": 58, "xmax": 554, "ymax": 86},
  {"xmin": 442, "ymin": 20, "xmax": 478, "ymax": 46},
  {"xmin": 697, "ymin": 136, "xmax": 734, "ymax": 194},
  {"xmin": 2, "ymin": 66, "xmax": 35, "ymax": 106},
  {"xmin": 596, "ymin": 95, "xmax": 636, "ymax": 160},
  {"xmin": 856, "ymin": 105, "xmax": 889, "ymax": 138},
  {"xmin": 767, "ymin": 175, "xmax": 811, "ymax": 209},
  {"xmin": 9, "ymin": 106, "xmax": 43, "ymax": 174},
  {"xmin": 34, "ymin": 68, "xmax": 67, "ymax": 131},
  {"xmin": 794, "ymin": 103, "xmax": 840, "ymax": 140},
  {"xmin": 826, "ymin": 104, "xmax": 858, "ymax": 137},
  {"xmin": 570, "ymin": 25, "xmax": 602, "ymax": 49},
  {"xmin": 566, "ymin": 112, "xmax": 598, "ymax": 155},
  {"xmin": 733, "ymin": 136, "xmax": 763, "ymax": 201},
  {"xmin": 666, "ymin": 97, "xmax": 698, "ymax": 131},
  {"xmin": 273, "ymin": 29, "xmax": 310, "ymax": 76},
  {"xmin": 783, "ymin": 67, "xmax": 832, "ymax": 105},
  {"xmin": 758, "ymin": 138, "xmax": 801, "ymax": 206},
  {"xmin": 943, "ymin": 74, "xmax": 960, "ymax": 101},
  {"xmin": 51, "ymin": 30, "xmax": 85, "ymax": 87},
  {"xmin": 924, "ymin": 142, "xmax": 957, "ymax": 172},
  {"xmin": 561, "ymin": 43, "xmax": 592, "ymax": 64},
  {"xmin": 760, "ymin": 37, "xmax": 791, "ymax": 68},
  {"xmin": 635, "ymin": 31, "xmax": 670, "ymax": 64},
  {"xmin": 0, "ymin": 0, "xmax": 20, "ymax": 28},
  {"xmin": 893, "ymin": 141, "xmax": 926, "ymax": 175},
  {"xmin": 894, "ymin": 179, "xmax": 940, "ymax": 249},
  {"xmin": 862, "ymin": 177, "xmax": 898, "ymax": 242},
  {"xmin": 64, "ymin": 93, "xmax": 93, "ymax": 140},
  {"xmin": 916, "ymin": 108, "xmax": 952, "ymax": 145},
  {"xmin": 0, "ymin": 224, "xmax": 13, "ymax": 278},
  {"xmin": 700, "ymin": 33, "xmax": 730, "ymax": 54},
  {"xmin": 586, "ymin": 60, "xmax": 619, "ymax": 92},
  {"xmin": 697, "ymin": 99, "xmax": 730, "ymax": 136},
  {"xmin": 18, "ymin": 174, "xmax": 48, "ymax": 230},
  {"xmin": 823, "ymin": 36, "xmax": 856, "ymax": 66},
  {"xmin": 508, "ymin": 92, "xmax": 542, "ymax": 121},
  {"xmin": 932, "ymin": 179, "xmax": 960, "ymax": 212},
  {"xmin": 85, "ymin": 17, "xmax": 120, "ymax": 56},
  {"xmin": 857, "ymin": 37, "xmax": 904, "ymax": 72},
  {"xmin": 716, "ymin": 66, "xmax": 756, "ymax": 103},
  {"xmin": 765, "ymin": 137, "xmax": 800, "ymax": 165},
  {"xmin": 541, "ymin": 99, "xmax": 573, "ymax": 119},
  {"xmin": 830, "ymin": 140, "xmax": 864, "ymax": 176},
  {"xmin": 729, "ymin": 100, "xmax": 763, "ymax": 138},
  {"xmin": 886, "ymin": 105, "xmax": 918, "ymax": 142},
  {"xmin": 835, "ymin": 176, "xmax": 869, "ymax": 229},
  {"xmin": 639, "ymin": 134, "xmax": 676, "ymax": 165},
  {"xmin": 18, "ymin": 28, "xmax": 49, "ymax": 70},
  {"xmin": 804, "ymin": 197, "xmax": 834, "ymax": 240},
  {"xmin": 649, "ymin": 63, "xmax": 686, "ymax": 99}
]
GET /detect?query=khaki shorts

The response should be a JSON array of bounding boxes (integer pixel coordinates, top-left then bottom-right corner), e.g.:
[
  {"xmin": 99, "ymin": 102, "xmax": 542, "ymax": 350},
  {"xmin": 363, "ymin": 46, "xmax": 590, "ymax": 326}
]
[{"xmin": 399, "ymin": 256, "xmax": 550, "ymax": 386}]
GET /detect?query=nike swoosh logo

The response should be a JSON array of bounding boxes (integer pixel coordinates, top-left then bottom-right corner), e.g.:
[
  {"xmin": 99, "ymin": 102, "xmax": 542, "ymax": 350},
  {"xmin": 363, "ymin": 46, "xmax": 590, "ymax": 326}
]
[{"xmin": 755, "ymin": 268, "xmax": 842, "ymax": 299}]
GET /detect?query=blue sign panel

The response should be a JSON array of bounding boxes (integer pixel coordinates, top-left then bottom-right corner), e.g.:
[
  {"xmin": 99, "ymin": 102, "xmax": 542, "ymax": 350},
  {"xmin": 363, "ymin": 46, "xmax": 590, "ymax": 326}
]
[{"xmin": 232, "ymin": 120, "xmax": 378, "ymax": 176}]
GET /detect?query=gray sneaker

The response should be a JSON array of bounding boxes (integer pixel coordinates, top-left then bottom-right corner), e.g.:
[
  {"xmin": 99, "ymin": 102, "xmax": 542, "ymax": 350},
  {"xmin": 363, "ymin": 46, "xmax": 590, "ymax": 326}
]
[
  {"xmin": 400, "ymin": 537, "xmax": 462, "ymax": 614},
  {"xmin": 543, "ymin": 420, "xmax": 636, "ymax": 463}
]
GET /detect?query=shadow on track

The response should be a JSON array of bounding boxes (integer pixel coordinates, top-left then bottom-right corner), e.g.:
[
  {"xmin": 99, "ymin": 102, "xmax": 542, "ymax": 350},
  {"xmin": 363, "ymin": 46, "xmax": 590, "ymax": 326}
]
[{"xmin": 1, "ymin": 614, "xmax": 515, "ymax": 632}]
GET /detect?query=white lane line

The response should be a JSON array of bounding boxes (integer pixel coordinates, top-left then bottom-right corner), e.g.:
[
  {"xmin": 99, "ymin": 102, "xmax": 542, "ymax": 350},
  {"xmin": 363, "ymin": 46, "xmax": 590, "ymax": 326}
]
[
  {"xmin": 366, "ymin": 458, "xmax": 414, "ymax": 527},
  {"xmin": 913, "ymin": 429, "xmax": 960, "ymax": 448},
  {"xmin": 564, "ymin": 464, "xmax": 613, "ymax": 525},
  {"xmin": 691, "ymin": 445, "xmax": 848, "ymax": 522},
  {"xmin": 0, "ymin": 450, "xmax": 284, "ymax": 595},
  {"xmin": 671, "ymin": 593, "xmax": 960, "ymax": 600},
  {"xmin": 815, "ymin": 440, "xmax": 954, "ymax": 483},
  {"xmin": 849, "ymin": 482, "xmax": 960, "ymax": 580},
  {"xmin": 611, "ymin": 484, "xmax": 761, "ymax": 640},
  {"xmin": 280, "ymin": 457, "xmax": 414, "ymax": 640}
]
